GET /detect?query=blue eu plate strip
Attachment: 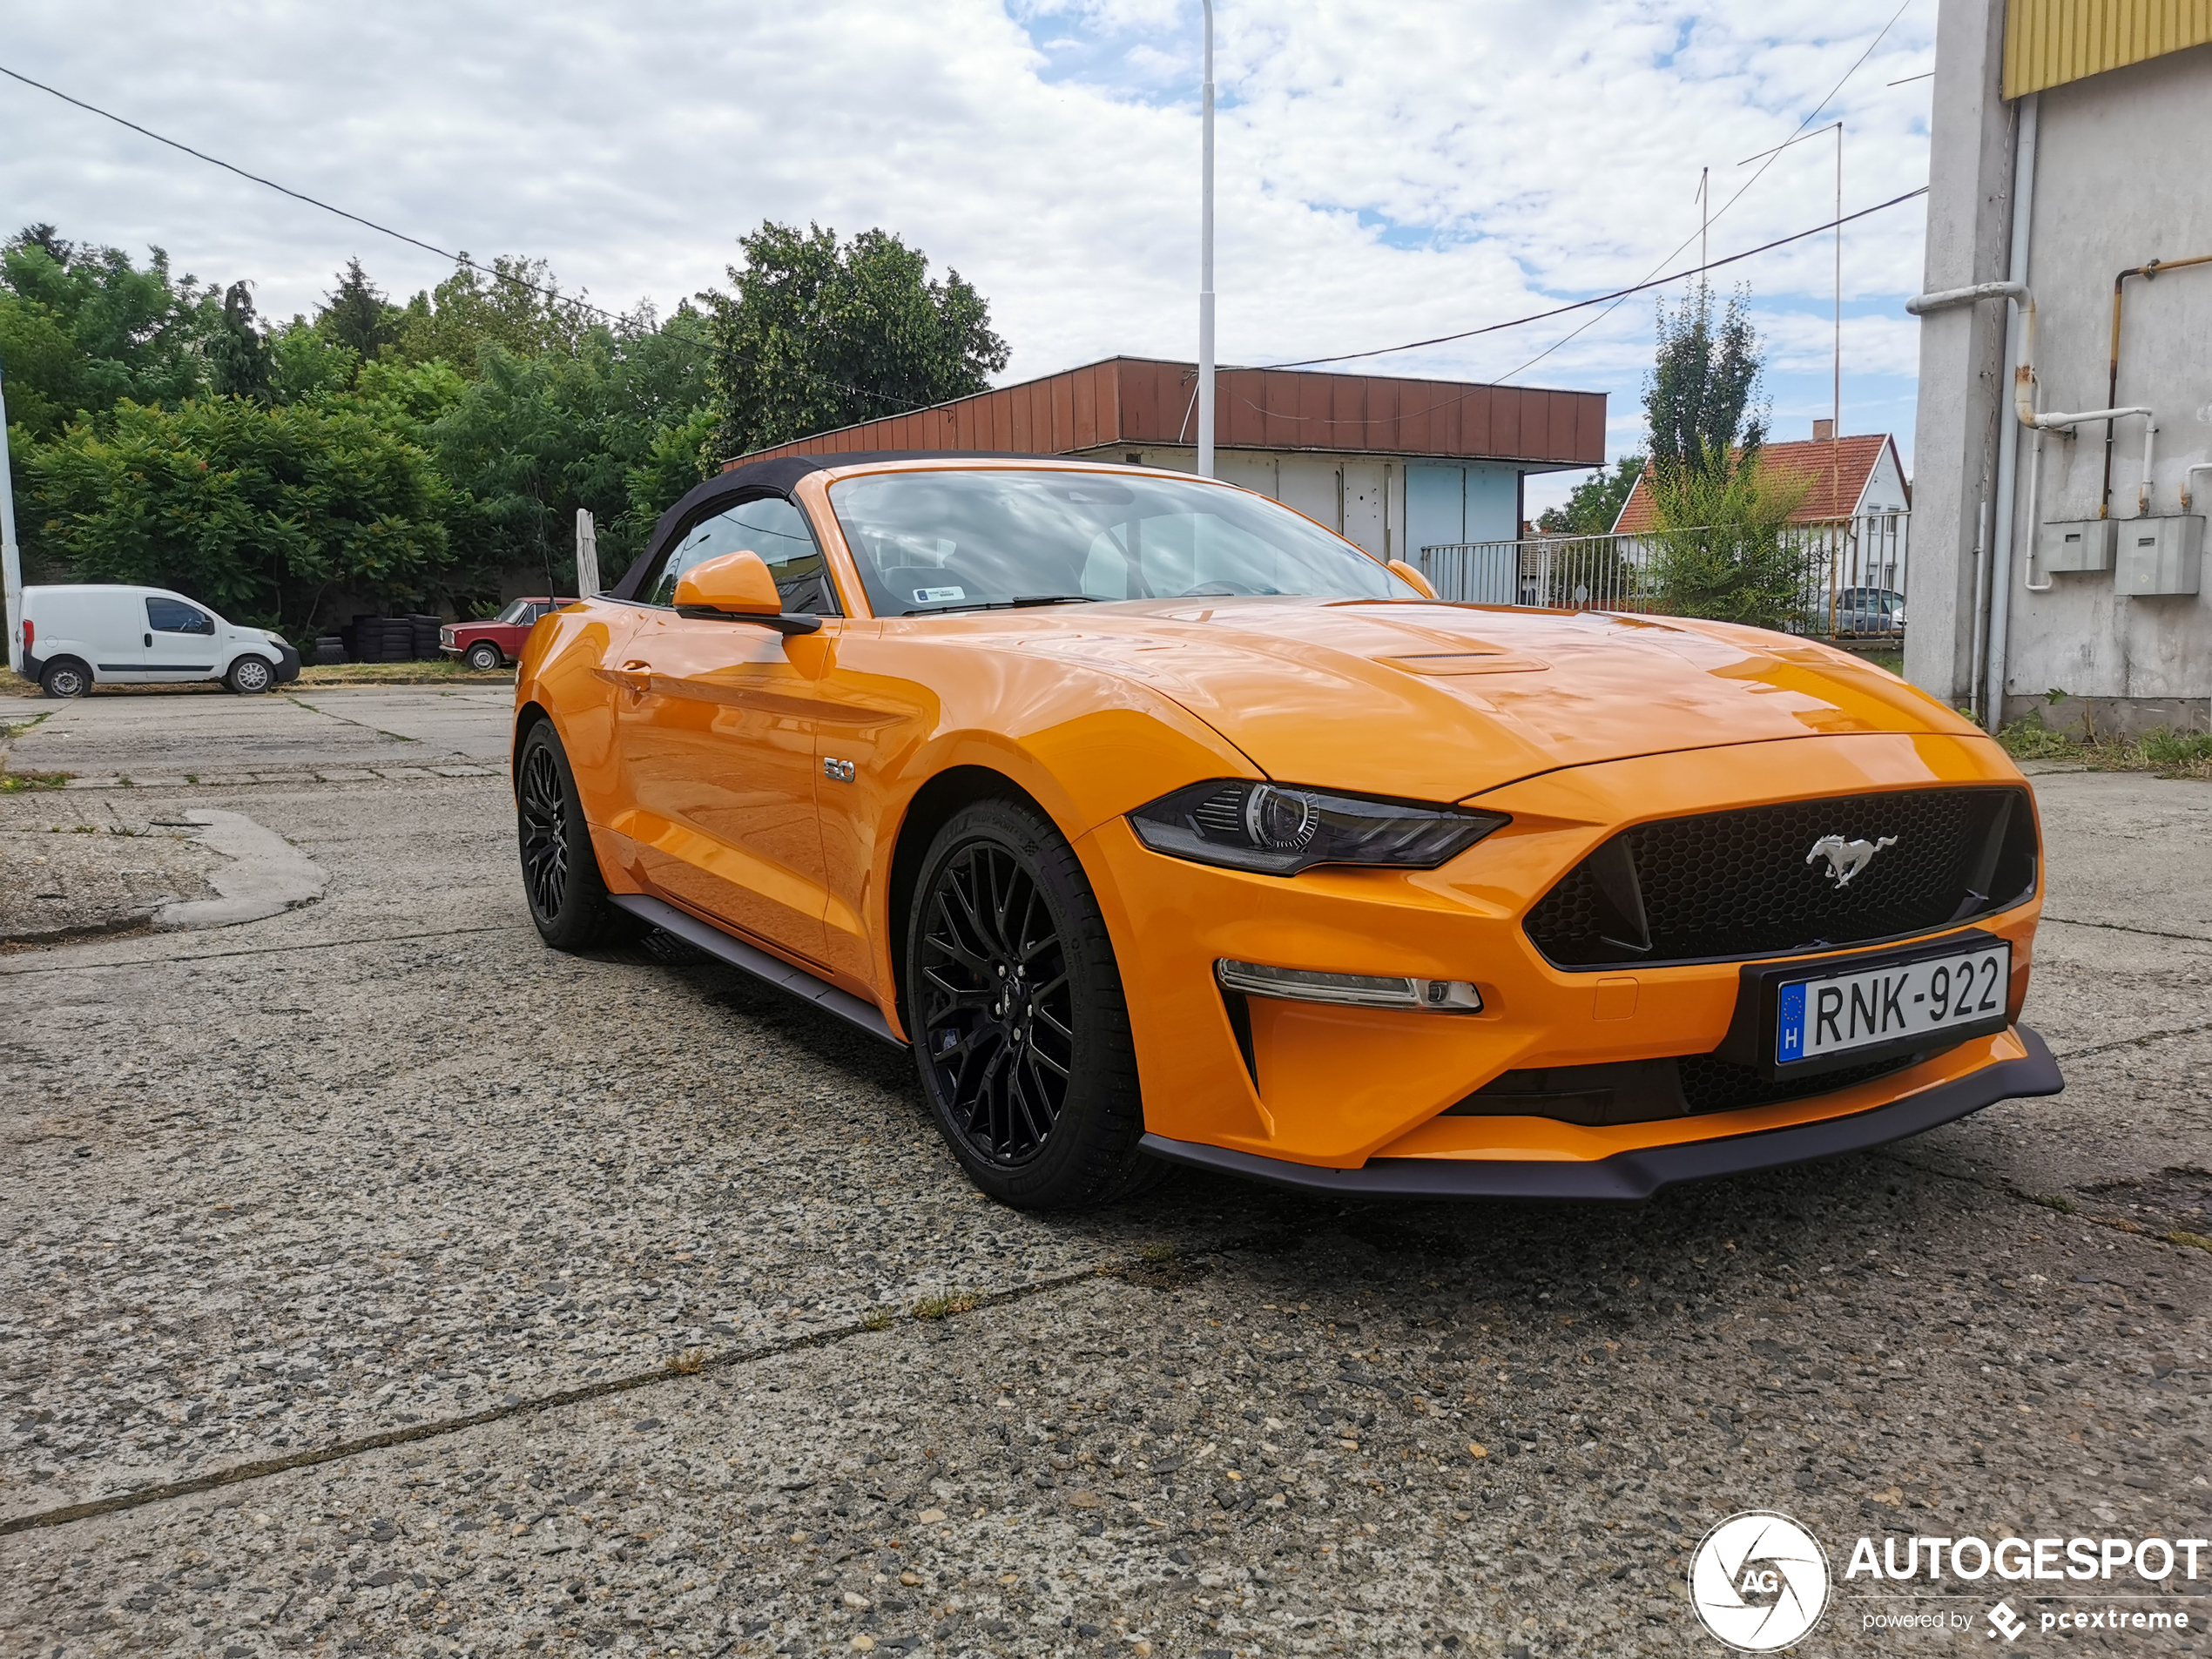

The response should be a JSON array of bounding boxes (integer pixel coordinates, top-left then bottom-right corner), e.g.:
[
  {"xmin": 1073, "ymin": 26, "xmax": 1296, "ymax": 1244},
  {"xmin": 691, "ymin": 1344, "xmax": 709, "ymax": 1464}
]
[{"xmin": 1776, "ymin": 982, "xmax": 1808, "ymax": 1065}]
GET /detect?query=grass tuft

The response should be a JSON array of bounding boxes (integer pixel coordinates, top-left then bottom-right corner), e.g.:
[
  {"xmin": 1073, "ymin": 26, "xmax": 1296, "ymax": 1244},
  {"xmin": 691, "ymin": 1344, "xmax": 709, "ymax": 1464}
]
[
  {"xmin": 0, "ymin": 771, "xmax": 71, "ymax": 793},
  {"xmin": 2166, "ymin": 1230, "xmax": 2212, "ymax": 1253},
  {"xmin": 1136, "ymin": 1242, "xmax": 1177, "ymax": 1264},
  {"xmin": 1999, "ymin": 715, "xmax": 2212, "ymax": 778},
  {"xmin": 912, "ymin": 1291, "xmax": 981, "ymax": 1321},
  {"xmin": 862, "ymin": 1308, "xmax": 895, "ymax": 1332},
  {"xmin": 664, "ymin": 1347, "xmax": 709, "ymax": 1375}
]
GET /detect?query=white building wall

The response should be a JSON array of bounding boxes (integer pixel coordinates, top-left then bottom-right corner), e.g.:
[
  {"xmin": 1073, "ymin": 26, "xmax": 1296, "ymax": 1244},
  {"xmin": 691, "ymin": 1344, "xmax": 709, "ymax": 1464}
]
[
  {"xmin": 1089, "ymin": 448, "xmax": 1533, "ymax": 564},
  {"xmin": 1909, "ymin": 15, "xmax": 2212, "ymax": 732}
]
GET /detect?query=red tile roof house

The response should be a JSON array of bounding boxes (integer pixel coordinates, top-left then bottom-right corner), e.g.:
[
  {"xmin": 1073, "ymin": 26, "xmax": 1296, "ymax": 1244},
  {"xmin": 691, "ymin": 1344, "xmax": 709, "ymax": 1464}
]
[
  {"xmin": 1610, "ymin": 428, "xmax": 1912, "ymax": 536},
  {"xmin": 1605, "ymin": 428, "xmax": 1912, "ymax": 623}
]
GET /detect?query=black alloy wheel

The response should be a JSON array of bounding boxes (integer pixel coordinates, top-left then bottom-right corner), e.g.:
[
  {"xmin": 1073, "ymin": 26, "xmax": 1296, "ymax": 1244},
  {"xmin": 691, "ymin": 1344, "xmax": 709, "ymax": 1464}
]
[
  {"xmin": 906, "ymin": 798, "xmax": 1159, "ymax": 1211},
  {"xmin": 515, "ymin": 721, "xmax": 640, "ymax": 951},
  {"xmin": 917, "ymin": 838, "xmax": 1077, "ymax": 1163},
  {"xmin": 518, "ymin": 739, "xmax": 570, "ymax": 922}
]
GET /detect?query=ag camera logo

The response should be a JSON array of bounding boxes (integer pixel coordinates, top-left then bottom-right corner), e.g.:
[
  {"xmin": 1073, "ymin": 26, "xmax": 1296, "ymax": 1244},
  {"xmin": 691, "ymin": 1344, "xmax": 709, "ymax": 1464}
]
[{"xmin": 1689, "ymin": 1511, "xmax": 1832, "ymax": 1650}]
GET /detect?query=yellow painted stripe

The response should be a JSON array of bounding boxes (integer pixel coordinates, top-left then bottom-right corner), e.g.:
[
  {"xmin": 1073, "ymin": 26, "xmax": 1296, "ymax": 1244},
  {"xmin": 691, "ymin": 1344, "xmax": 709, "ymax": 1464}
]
[{"xmin": 2005, "ymin": 0, "xmax": 2212, "ymax": 97}]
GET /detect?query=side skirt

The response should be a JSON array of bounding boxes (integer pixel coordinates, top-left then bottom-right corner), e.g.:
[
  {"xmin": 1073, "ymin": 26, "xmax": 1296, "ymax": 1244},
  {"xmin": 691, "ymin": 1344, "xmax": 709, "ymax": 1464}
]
[{"xmin": 609, "ymin": 893, "xmax": 903, "ymax": 1048}]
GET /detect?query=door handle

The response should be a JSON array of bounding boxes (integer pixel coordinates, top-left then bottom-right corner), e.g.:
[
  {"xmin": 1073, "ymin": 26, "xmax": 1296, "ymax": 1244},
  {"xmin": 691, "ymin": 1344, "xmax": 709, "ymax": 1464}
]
[{"xmin": 145, "ymin": 633, "xmax": 152, "ymax": 647}]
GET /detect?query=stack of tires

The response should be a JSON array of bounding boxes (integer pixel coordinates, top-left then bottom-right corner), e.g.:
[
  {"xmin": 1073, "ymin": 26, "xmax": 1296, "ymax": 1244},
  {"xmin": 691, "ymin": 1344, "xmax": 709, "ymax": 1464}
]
[
  {"xmin": 312, "ymin": 636, "xmax": 347, "ymax": 666},
  {"xmin": 342, "ymin": 615, "xmax": 435, "ymax": 663}
]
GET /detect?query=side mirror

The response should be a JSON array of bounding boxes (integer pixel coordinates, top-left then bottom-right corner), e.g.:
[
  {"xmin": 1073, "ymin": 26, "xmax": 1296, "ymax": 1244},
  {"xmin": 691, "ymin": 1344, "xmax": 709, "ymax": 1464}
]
[
  {"xmin": 673, "ymin": 550, "xmax": 822, "ymax": 635},
  {"xmin": 1387, "ymin": 558, "xmax": 1439, "ymax": 600}
]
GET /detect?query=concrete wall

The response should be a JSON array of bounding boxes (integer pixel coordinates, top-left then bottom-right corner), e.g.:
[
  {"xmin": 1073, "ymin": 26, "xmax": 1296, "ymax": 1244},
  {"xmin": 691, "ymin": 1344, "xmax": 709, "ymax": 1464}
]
[
  {"xmin": 1082, "ymin": 446, "xmax": 1534, "ymax": 563},
  {"xmin": 1909, "ymin": 9, "xmax": 2212, "ymax": 733}
]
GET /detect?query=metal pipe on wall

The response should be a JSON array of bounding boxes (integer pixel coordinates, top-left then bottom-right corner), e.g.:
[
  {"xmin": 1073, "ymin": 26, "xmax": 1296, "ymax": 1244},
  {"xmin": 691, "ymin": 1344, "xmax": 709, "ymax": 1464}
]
[
  {"xmin": 2101, "ymin": 253, "xmax": 2212, "ymax": 516},
  {"xmin": 1968, "ymin": 498, "xmax": 1991, "ymax": 718},
  {"xmin": 1984, "ymin": 92, "xmax": 2037, "ymax": 736}
]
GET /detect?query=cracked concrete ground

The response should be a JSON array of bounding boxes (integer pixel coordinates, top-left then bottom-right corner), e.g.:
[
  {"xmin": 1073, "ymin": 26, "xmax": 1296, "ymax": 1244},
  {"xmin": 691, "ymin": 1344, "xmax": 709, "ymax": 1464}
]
[{"xmin": 0, "ymin": 703, "xmax": 2206, "ymax": 1657}]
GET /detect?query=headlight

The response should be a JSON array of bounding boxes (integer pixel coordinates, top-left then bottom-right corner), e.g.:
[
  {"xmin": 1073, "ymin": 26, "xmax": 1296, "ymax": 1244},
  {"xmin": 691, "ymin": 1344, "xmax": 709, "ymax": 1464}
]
[{"xmin": 1128, "ymin": 779, "xmax": 1507, "ymax": 875}]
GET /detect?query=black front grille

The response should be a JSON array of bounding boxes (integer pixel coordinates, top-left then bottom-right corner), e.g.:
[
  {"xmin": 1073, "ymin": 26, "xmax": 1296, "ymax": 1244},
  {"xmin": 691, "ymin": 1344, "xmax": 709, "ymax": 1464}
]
[
  {"xmin": 1445, "ymin": 1048, "xmax": 1932, "ymax": 1127},
  {"xmin": 1524, "ymin": 786, "xmax": 2036, "ymax": 968}
]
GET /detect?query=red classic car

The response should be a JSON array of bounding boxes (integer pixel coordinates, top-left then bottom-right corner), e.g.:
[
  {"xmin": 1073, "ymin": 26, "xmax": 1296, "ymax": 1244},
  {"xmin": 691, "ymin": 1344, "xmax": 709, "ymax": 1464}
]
[{"xmin": 440, "ymin": 598, "xmax": 578, "ymax": 671}]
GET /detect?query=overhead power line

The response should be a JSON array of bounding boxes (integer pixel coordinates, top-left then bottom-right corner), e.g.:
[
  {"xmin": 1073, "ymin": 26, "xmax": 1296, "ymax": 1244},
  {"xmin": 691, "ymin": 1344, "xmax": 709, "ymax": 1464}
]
[
  {"xmin": 1262, "ymin": 186, "xmax": 1928, "ymax": 372},
  {"xmin": 0, "ymin": 59, "xmax": 934, "ymax": 416},
  {"xmin": 1480, "ymin": 0, "xmax": 1918, "ymax": 387}
]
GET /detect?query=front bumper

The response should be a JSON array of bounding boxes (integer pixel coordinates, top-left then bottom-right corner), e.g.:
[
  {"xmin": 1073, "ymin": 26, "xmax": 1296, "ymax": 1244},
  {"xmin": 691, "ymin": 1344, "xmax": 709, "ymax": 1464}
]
[
  {"xmin": 1141, "ymin": 1025, "xmax": 2061, "ymax": 1200},
  {"xmin": 273, "ymin": 642, "xmax": 301, "ymax": 684},
  {"xmin": 1081, "ymin": 731, "xmax": 2044, "ymax": 1169}
]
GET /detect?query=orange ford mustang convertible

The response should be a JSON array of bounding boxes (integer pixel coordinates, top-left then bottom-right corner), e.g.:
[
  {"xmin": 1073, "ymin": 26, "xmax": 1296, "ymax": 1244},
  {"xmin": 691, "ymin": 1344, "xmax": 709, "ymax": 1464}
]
[{"xmin": 510, "ymin": 453, "xmax": 2060, "ymax": 1210}]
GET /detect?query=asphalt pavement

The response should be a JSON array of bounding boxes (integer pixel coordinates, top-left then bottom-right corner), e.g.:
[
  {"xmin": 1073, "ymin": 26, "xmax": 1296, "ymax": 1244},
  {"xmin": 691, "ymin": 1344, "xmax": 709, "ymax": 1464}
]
[{"xmin": 0, "ymin": 694, "xmax": 2204, "ymax": 1657}]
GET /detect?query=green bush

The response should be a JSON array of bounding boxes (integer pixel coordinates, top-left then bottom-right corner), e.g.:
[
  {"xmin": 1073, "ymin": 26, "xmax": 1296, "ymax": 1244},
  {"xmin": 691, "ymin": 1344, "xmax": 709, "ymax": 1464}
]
[{"xmin": 25, "ymin": 395, "xmax": 450, "ymax": 636}]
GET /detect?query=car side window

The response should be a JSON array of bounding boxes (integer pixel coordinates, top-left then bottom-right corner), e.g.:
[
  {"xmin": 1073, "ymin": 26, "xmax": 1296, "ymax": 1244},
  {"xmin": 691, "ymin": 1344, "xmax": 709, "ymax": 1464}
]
[
  {"xmin": 642, "ymin": 496, "xmax": 841, "ymax": 617},
  {"xmin": 146, "ymin": 597, "xmax": 214, "ymax": 635}
]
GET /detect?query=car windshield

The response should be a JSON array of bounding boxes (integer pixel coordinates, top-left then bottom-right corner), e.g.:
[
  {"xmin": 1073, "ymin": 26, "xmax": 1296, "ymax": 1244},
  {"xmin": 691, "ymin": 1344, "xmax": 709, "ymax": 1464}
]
[
  {"xmin": 495, "ymin": 600, "xmax": 533, "ymax": 625},
  {"xmin": 826, "ymin": 468, "xmax": 1418, "ymax": 615}
]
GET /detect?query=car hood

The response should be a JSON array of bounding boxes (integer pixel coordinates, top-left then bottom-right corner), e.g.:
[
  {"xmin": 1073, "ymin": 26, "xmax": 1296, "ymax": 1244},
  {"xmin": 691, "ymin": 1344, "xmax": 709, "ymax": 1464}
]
[{"xmin": 993, "ymin": 598, "xmax": 1979, "ymax": 801}]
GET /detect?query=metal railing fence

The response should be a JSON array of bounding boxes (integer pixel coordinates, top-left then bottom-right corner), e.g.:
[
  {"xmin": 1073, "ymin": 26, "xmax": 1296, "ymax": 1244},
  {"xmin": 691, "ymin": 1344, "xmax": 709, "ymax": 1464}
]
[{"xmin": 1416, "ymin": 513, "xmax": 1908, "ymax": 638}]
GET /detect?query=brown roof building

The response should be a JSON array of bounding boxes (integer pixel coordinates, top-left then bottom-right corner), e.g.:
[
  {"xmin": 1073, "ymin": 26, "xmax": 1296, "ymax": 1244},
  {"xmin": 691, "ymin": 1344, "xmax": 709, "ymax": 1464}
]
[
  {"xmin": 734, "ymin": 356, "xmax": 1605, "ymax": 563},
  {"xmin": 1610, "ymin": 430, "xmax": 1911, "ymax": 534}
]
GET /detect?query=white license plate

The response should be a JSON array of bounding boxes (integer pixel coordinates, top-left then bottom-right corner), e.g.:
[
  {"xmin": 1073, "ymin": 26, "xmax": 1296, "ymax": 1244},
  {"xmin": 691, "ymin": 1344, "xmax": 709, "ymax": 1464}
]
[{"xmin": 1775, "ymin": 942, "xmax": 2011, "ymax": 1065}]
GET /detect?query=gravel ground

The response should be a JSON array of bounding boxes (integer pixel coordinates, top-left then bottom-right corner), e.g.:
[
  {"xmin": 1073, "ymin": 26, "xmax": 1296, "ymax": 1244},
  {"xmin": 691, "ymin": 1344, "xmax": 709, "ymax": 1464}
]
[{"xmin": 0, "ymin": 701, "xmax": 2206, "ymax": 1656}]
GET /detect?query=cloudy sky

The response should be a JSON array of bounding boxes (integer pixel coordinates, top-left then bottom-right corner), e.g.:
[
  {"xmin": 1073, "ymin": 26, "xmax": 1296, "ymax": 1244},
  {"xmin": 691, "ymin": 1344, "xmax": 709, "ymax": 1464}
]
[{"xmin": 3, "ymin": 0, "xmax": 1937, "ymax": 512}]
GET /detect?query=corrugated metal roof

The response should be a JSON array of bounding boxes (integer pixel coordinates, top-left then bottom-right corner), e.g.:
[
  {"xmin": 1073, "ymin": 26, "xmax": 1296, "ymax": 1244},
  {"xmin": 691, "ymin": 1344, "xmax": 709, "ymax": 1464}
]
[
  {"xmin": 730, "ymin": 356, "xmax": 1606, "ymax": 471},
  {"xmin": 1610, "ymin": 435, "xmax": 1901, "ymax": 533},
  {"xmin": 2005, "ymin": 0, "xmax": 2212, "ymax": 97}
]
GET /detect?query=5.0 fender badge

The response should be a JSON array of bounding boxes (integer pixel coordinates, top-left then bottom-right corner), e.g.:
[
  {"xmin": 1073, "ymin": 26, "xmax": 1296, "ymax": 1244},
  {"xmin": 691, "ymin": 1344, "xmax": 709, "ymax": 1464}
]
[{"xmin": 1806, "ymin": 833, "xmax": 1898, "ymax": 887}]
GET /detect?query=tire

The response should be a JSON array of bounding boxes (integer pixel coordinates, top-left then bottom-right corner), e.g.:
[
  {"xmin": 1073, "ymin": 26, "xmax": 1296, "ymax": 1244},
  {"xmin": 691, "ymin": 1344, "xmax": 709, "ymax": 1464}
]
[
  {"xmin": 39, "ymin": 658, "xmax": 91, "ymax": 698},
  {"xmin": 904, "ymin": 796, "xmax": 1155, "ymax": 1211},
  {"xmin": 226, "ymin": 656, "xmax": 275, "ymax": 695},
  {"xmin": 465, "ymin": 641, "xmax": 503, "ymax": 671},
  {"xmin": 516, "ymin": 720, "xmax": 644, "ymax": 951}
]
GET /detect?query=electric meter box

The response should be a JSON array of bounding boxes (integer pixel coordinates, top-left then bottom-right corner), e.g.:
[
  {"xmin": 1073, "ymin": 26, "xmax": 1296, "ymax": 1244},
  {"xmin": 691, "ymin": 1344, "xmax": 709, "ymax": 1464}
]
[
  {"xmin": 2116, "ymin": 516, "xmax": 2205, "ymax": 597},
  {"xmin": 2038, "ymin": 519, "xmax": 2113, "ymax": 572}
]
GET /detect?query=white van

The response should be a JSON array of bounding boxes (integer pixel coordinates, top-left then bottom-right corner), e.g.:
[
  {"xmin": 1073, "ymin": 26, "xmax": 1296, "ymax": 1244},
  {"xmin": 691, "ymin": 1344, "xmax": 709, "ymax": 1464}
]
[{"xmin": 12, "ymin": 585, "xmax": 301, "ymax": 698}]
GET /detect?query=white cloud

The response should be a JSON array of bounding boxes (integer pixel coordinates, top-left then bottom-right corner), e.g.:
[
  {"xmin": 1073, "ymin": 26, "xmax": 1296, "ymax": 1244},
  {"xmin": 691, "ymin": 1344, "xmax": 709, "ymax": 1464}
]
[{"xmin": 0, "ymin": 0, "xmax": 1938, "ymax": 504}]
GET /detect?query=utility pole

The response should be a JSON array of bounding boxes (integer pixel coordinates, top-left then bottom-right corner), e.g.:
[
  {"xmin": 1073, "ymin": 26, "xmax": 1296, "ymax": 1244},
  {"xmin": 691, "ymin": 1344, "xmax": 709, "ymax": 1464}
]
[
  {"xmin": 1696, "ymin": 166, "xmax": 1709, "ymax": 276},
  {"xmin": 574, "ymin": 508, "xmax": 601, "ymax": 599},
  {"xmin": 1832, "ymin": 122, "xmax": 1844, "ymax": 635},
  {"xmin": 0, "ymin": 358, "xmax": 21, "ymax": 678},
  {"xmin": 1197, "ymin": 0, "xmax": 1216, "ymax": 479}
]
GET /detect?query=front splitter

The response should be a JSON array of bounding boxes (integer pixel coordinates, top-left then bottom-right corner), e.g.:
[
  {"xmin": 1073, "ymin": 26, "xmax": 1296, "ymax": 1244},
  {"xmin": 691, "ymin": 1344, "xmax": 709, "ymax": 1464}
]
[{"xmin": 1137, "ymin": 1026, "xmax": 2062, "ymax": 1203}]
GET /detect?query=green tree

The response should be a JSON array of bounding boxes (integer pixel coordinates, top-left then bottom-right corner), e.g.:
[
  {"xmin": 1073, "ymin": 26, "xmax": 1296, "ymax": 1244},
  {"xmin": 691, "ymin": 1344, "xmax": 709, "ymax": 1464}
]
[
  {"xmin": 1643, "ymin": 458, "xmax": 1810, "ymax": 629},
  {"xmin": 701, "ymin": 221, "xmax": 1008, "ymax": 460},
  {"xmin": 1645, "ymin": 282, "xmax": 1766, "ymax": 487},
  {"xmin": 1, "ymin": 226, "xmax": 217, "ymax": 431},
  {"xmin": 316, "ymin": 259, "xmax": 401, "ymax": 367},
  {"xmin": 1636, "ymin": 283, "xmax": 1807, "ymax": 626},
  {"xmin": 24, "ymin": 395, "xmax": 449, "ymax": 635},
  {"xmin": 1539, "ymin": 453, "xmax": 1646, "ymax": 535},
  {"xmin": 266, "ymin": 317, "xmax": 360, "ymax": 404},
  {"xmin": 390, "ymin": 255, "xmax": 591, "ymax": 371},
  {"xmin": 208, "ymin": 281, "xmax": 273, "ymax": 400}
]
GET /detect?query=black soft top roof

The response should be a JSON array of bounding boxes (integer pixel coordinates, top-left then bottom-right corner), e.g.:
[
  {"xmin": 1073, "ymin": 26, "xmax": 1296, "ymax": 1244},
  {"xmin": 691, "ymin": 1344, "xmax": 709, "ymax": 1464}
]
[{"xmin": 608, "ymin": 449, "xmax": 1055, "ymax": 600}]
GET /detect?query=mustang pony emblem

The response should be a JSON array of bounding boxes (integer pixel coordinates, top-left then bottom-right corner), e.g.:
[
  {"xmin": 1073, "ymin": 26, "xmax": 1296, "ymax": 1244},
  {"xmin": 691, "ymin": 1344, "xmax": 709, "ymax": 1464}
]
[{"xmin": 1806, "ymin": 833, "xmax": 1898, "ymax": 887}]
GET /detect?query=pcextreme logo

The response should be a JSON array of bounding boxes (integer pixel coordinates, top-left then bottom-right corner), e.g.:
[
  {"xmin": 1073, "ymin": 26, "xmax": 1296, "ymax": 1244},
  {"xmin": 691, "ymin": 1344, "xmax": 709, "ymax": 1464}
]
[{"xmin": 1689, "ymin": 1511, "xmax": 1833, "ymax": 1651}]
